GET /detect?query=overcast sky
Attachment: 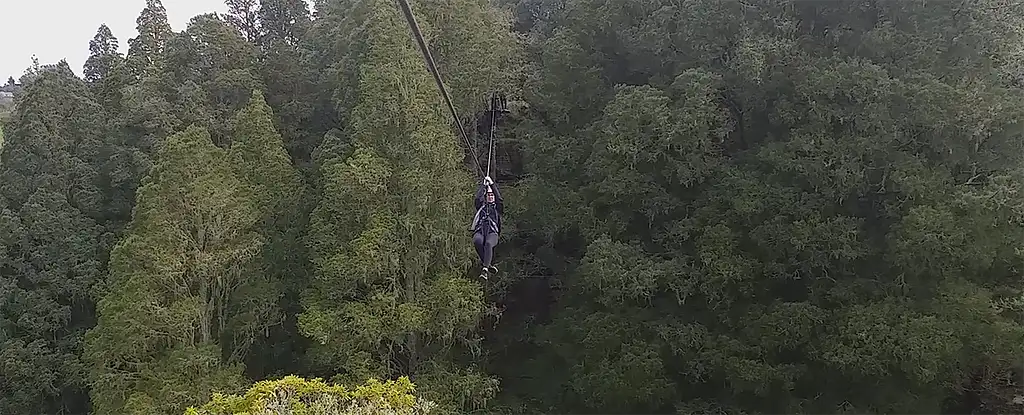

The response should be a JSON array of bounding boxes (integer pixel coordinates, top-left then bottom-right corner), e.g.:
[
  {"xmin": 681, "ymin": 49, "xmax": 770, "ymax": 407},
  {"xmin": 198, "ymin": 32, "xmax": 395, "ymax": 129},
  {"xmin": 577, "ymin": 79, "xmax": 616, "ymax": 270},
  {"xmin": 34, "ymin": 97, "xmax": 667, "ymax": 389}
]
[{"xmin": 1, "ymin": 0, "xmax": 228, "ymax": 82}]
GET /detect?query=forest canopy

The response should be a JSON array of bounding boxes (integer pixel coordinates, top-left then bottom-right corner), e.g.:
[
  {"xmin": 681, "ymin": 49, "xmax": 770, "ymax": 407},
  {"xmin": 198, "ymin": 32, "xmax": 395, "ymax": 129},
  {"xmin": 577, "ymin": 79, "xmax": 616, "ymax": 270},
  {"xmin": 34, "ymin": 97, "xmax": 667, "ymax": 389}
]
[{"xmin": 0, "ymin": 0, "xmax": 1022, "ymax": 414}]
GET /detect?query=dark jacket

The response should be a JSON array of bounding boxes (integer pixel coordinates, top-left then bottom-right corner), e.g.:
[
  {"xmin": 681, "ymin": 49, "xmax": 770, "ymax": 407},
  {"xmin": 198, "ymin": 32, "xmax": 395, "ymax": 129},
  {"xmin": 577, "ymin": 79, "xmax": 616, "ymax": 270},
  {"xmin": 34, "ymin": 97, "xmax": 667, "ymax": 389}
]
[{"xmin": 470, "ymin": 182, "xmax": 503, "ymax": 235}]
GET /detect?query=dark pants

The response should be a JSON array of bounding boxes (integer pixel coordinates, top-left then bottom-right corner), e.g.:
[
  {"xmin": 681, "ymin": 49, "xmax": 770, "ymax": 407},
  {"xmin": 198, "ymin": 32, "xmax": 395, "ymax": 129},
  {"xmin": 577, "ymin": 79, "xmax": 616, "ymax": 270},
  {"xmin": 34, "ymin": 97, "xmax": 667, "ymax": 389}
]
[{"xmin": 473, "ymin": 231, "xmax": 498, "ymax": 267}]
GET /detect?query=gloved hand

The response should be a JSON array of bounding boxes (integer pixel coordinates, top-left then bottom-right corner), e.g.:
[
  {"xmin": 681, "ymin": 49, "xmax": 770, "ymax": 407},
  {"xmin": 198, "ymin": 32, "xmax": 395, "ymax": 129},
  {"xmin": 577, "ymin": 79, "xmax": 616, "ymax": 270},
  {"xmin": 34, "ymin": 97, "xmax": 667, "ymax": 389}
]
[{"xmin": 483, "ymin": 176, "xmax": 493, "ymax": 186}]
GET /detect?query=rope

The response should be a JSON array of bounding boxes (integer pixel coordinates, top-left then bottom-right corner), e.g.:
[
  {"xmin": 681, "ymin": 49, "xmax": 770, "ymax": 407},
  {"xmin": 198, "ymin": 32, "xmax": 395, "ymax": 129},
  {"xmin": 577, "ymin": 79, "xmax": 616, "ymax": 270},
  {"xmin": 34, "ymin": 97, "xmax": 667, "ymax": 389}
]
[
  {"xmin": 486, "ymin": 94, "xmax": 498, "ymax": 179},
  {"xmin": 394, "ymin": 0, "xmax": 483, "ymax": 176}
]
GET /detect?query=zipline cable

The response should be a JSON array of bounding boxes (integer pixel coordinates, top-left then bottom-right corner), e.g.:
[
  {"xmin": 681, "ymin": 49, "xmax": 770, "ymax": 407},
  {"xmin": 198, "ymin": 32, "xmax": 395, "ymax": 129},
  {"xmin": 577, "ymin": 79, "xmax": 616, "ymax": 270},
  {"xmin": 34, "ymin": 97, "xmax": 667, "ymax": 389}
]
[
  {"xmin": 486, "ymin": 93, "xmax": 497, "ymax": 179},
  {"xmin": 394, "ymin": 0, "xmax": 483, "ymax": 176}
]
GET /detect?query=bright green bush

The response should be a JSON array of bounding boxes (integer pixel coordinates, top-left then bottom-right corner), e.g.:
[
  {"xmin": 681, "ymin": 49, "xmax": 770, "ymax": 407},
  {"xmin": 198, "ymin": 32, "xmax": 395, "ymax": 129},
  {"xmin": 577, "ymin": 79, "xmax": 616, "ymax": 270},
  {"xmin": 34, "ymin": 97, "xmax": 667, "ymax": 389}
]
[{"xmin": 185, "ymin": 375, "xmax": 437, "ymax": 415}]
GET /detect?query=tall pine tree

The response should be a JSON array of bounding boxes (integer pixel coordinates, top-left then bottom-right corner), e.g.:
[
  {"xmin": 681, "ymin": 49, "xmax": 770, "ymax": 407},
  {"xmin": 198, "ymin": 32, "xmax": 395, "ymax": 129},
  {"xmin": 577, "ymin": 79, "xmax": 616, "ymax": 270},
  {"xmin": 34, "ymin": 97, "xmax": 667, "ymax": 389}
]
[
  {"xmin": 0, "ymin": 62, "xmax": 108, "ymax": 415},
  {"xmin": 125, "ymin": 0, "xmax": 174, "ymax": 80},
  {"xmin": 84, "ymin": 24, "xmax": 128, "ymax": 111},
  {"xmin": 259, "ymin": 0, "xmax": 311, "ymax": 45},
  {"xmin": 165, "ymin": 13, "xmax": 262, "ymax": 145},
  {"xmin": 227, "ymin": 90, "xmax": 310, "ymax": 378},
  {"xmin": 84, "ymin": 25, "xmax": 121, "ymax": 83},
  {"xmin": 224, "ymin": 0, "xmax": 261, "ymax": 43},
  {"xmin": 84, "ymin": 125, "xmax": 259, "ymax": 415},
  {"xmin": 299, "ymin": 0, "xmax": 498, "ymax": 411}
]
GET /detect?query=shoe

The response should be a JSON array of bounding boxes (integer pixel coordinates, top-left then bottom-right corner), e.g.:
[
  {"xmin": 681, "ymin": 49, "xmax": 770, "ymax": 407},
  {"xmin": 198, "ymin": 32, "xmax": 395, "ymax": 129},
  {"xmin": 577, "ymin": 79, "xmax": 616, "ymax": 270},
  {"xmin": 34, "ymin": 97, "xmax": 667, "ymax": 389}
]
[{"xmin": 488, "ymin": 265, "xmax": 498, "ymax": 274}]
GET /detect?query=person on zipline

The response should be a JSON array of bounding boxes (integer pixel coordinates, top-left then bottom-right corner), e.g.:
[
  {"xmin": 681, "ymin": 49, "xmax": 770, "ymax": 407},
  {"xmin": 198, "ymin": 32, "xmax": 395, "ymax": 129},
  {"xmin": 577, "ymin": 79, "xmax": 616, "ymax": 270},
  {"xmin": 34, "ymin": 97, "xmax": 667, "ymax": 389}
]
[{"xmin": 471, "ymin": 175, "xmax": 503, "ymax": 276}]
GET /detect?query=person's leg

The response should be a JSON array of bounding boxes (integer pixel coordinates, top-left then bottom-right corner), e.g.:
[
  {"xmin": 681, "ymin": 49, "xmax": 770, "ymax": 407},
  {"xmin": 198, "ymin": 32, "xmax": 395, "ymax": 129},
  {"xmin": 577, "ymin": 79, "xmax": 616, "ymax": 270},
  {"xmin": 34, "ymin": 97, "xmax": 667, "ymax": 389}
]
[
  {"xmin": 484, "ymin": 232, "xmax": 498, "ymax": 272},
  {"xmin": 473, "ymin": 232, "xmax": 485, "ymax": 266}
]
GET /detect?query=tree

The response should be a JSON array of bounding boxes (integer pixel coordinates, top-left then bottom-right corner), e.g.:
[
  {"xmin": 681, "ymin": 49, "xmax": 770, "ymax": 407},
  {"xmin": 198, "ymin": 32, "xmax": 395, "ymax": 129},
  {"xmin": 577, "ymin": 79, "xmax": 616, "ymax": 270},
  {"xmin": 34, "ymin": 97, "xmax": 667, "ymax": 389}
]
[
  {"xmin": 84, "ymin": 24, "xmax": 128, "ymax": 110},
  {"xmin": 227, "ymin": 90, "xmax": 310, "ymax": 377},
  {"xmin": 165, "ymin": 13, "xmax": 262, "ymax": 145},
  {"xmin": 0, "ymin": 62, "xmax": 108, "ymax": 415},
  {"xmin": 259, "ymin": 0, "xmax": 311, "ymax": 46},
  {"xmin": 253, "ymin": 0, "xmax": 316, "ymax": 170},
  {"xmin": 490, "ymin": 0, "xmax": 1024, "ymax": 413},
  {"xmin": 84, "ymin": 125, "xmax": 261, "ymax": 415},
  {"xmin": 224, "ymin": 0, "xmax": 261, "ymax": 43},
  {"xmin": 299, "ymin": 0, "xmax": 497, "ymax": 411},
  {"xmin": 106, "ymin": 62, "xmax": 179, "ymax": 233},
  {"xmin": 125, "ymin": 0, "xmax": 174, "ymax": 79},
  {"xmin": 18, "ymin": 55, "xmax": 41, "ymax": 84},
  {"xmin": 409, "ymin": 0, "xmax": 521, "ymax": 117},
  {"xmin": 185, "ymin": 375, "xmax": 436, "ymax": 415},
  {"xmin": 84, "ymin": 24, "xmax": 122, "ymax": 84}
]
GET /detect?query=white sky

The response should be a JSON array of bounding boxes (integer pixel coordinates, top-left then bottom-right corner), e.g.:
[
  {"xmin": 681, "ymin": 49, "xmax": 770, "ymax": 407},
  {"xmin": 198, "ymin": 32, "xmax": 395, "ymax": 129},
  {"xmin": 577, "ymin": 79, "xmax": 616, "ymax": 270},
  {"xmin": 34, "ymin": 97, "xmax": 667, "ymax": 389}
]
[{"xmin": 1, "ymin": 0, "xmax": 229, "ymax": 82}]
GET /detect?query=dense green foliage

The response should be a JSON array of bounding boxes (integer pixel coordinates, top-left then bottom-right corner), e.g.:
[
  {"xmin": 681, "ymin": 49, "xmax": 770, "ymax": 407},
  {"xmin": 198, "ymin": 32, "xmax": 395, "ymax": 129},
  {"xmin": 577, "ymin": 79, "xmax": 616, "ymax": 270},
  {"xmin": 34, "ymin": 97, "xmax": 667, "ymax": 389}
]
[
  {"xmin": 1, "ymin": 0, "xmax": 1023, "ymax": 414},
  {"xmin": 185, "ymin": 375, "xmax": 436, "ymax": 415}
]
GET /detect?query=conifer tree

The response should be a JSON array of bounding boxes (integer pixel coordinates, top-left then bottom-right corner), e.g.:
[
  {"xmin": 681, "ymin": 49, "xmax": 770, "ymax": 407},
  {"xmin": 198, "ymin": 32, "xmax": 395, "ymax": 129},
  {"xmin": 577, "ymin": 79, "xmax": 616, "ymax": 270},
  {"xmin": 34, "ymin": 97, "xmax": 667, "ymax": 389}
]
[
  {"xmin": 299, "ymin": 0, "xmax": 497, "ymax": 411},
  {"xmin": 125, "ymin": 0, "xmax": 174, "ymax": 79},
  {"xmin": 0, "ymin": 62, "xmax": 107, "ymax": 415},
  {"xmin": 259, "ymin": 0, "xmax": 311, "ymax": 45},
  {"xmin": 84, "ymin": 24, "xmax": 129, "ymax": 112},
  {"xmin": 411, "ymin": 0, "xmax": 520, "ymax": 115},
  {"xmin": 85, "ymin": 125, "xmax": 260, "ymax": 415},
  {"xmin": 84, "ymin": 24, "xmax": 121, "ymax": 84},
  {"xmin": 110, "ymin": 3, "xmax": 181, "ymax": 229},
  {"xmin": 224, "ymin": 0, "xmax": 260, "ymax": 43},
  {"xmin": 230, "ymin": 90, "xmax": 303, "ymax": 230},
  {"xmin": 254, "ymin": 0, "xmax": 317, "ymax": 169},
  {"xmin": 227, "ymin": 90, "xmax": 309, "ymax": 376},
  {"xmin": 166, "ymin": 13, "xmax": 261, "ymax": 145},
  {"xmin": 118, "ymin": 0, "xmax": 180, "ymax": 159}
]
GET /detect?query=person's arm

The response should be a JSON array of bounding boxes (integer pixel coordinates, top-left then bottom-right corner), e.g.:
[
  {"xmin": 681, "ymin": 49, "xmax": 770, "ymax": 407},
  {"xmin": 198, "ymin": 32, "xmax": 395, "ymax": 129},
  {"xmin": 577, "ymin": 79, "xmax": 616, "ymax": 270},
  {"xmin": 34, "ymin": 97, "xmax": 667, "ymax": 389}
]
[
  {"xmin": 490, "ymin": 182, "xmax": 504, "ymax": 214},
  {"xmin": 473, "ymin": 182, "xmax": 486, "ymax": 210}
]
